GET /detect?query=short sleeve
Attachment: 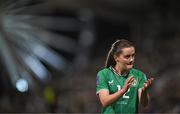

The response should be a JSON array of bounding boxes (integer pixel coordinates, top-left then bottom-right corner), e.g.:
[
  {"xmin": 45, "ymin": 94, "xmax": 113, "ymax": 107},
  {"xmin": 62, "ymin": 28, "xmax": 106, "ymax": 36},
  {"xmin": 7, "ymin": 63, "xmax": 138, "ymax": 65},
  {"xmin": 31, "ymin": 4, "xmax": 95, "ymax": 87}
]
[
  {"xmin": 138, "ymin": 73, "xmax": 147, "ymax": 89},
  {"xmin": 96, "ymin": 71, "xmax": 109, "ymax": 95}
]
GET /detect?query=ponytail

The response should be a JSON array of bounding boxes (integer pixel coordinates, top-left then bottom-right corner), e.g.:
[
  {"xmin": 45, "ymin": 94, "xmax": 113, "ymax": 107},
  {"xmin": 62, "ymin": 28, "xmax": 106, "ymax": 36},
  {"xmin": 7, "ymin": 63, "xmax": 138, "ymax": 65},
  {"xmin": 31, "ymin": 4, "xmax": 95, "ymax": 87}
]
[{"xmin": 105, "ymin": 49, "xmax": 116, "ymax": 68}]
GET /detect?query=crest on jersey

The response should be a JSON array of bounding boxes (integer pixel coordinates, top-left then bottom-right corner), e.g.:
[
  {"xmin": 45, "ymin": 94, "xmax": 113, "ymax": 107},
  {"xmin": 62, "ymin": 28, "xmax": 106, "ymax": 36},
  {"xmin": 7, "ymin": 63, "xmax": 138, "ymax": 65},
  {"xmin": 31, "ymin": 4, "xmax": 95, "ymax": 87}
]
[
  {"xmin": 132, "ymin": 78, "xmax": 137, "ymax": 86},
  {"xmin": 129, "ymin": 75, "xmax": 138, "ymax": 87}
]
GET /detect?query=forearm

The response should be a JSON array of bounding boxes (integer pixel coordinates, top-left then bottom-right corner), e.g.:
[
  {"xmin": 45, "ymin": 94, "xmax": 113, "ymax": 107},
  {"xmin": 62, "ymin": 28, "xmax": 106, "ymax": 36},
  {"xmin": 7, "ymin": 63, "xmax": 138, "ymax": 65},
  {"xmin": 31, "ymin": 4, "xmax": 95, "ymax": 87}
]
[
  {"xmin": 100, "ymin": 88, "xmax": 126, "ymax": 107},
  {"xmin": 99, "ymin": 76, "xmax": 135, "ymax": 107},
  {"xmin": 139, "ymin": 89, "xmax": 150, "ymax": 107}
]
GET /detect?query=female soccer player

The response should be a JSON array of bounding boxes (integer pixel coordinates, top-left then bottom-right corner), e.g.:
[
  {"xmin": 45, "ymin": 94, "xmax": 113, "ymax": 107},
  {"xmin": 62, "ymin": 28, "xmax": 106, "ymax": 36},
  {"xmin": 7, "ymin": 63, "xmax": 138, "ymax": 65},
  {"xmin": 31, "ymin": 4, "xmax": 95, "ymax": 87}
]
[{"xmin": 96, "ymin": 39, "xmax": 153, "ymax": 114}]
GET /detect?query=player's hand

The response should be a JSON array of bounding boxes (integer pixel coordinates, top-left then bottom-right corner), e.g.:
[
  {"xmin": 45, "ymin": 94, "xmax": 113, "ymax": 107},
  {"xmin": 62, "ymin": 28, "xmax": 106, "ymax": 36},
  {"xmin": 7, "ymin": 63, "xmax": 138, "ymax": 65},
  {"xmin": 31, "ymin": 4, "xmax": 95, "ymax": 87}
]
[
  {"xmin": 122, "ymin": 76, "xmax": 135, "ymax": 93},
  {"xmin": 142, "ymin": 78, "xmax": 154, "ymax": 91}
]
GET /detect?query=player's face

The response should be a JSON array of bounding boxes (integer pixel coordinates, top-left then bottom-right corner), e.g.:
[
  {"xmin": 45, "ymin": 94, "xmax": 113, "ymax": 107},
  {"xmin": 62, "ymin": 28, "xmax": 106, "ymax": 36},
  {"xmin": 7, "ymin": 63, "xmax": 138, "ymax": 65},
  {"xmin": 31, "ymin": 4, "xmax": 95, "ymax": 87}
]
[{"xmin": 114, "ymin": 47, "xmax": 135, "ymax": 71}]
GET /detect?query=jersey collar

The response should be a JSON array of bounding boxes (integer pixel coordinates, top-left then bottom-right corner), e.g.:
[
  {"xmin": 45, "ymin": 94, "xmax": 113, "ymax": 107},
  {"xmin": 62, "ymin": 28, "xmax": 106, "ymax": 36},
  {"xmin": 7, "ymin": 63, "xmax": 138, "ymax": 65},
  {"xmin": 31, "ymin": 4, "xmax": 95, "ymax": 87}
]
[{"xmin": 109, "ymin": 66, "xmax": 129, "ymax": 77}]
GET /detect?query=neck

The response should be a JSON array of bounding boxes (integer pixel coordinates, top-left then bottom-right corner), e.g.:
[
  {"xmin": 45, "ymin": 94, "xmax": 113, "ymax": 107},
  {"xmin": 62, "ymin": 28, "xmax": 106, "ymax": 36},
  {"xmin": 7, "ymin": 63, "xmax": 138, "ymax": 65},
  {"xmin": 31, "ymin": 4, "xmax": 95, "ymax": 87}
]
[{"xmin": 114, "ymin": 64, "xmax": 128, "ymax": 76}]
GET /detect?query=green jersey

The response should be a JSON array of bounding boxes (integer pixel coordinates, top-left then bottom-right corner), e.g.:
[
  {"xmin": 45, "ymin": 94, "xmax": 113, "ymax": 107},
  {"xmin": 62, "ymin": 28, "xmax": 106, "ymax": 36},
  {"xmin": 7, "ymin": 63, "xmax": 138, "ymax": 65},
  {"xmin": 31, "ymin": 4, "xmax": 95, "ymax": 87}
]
[{"xmin": 96, "ymin": 67, "xmax": 147, "ymax": 114}]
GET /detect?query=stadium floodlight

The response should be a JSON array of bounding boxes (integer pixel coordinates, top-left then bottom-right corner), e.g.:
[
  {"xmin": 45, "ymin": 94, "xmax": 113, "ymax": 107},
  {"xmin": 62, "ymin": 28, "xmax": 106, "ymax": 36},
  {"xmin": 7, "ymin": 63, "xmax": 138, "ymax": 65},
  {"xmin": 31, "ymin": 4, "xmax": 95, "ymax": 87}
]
[
  {"xmin": 0, "ymin": 0, "xmax": 74, "ymax": 84},
  {"xmin": 0, "ymin": 0, "xmax": 95, "ymax": 92},
  {"xmin": 16, "ymin": 78, "xmax": 28, "ymax": 92}
]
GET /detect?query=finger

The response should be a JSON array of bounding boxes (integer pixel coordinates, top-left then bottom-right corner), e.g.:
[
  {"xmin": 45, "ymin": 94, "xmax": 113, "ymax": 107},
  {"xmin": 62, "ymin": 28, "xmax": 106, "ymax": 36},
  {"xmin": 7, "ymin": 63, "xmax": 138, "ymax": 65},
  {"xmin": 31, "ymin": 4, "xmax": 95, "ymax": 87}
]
[
  {"xmin": 151, "ymin": 78, "xmax": 154, "ymax": 83},
  {"xmin": 147, "ymin": 80, "xmax": 151, "ymax": 87},
  {"xmin": 149, "ymin": 78, "xmax": 154, "ymax": 83},
  {"xmin": 142, "ymin": 83, "xmax": 148, "ymax": 91},
  {"xmin": 126, "ymin": 77, "xmax": 132, "ymax": 83},
  {"xmin": 128, "ymin": 77, "xmax": 135, "ymax": 83},
  {"xmin": 147, "ymin": 79, "xmax": 151, "ymax": 85},
  {"xmin": 150, "ymin": 79, "xmax": 153, "ymax": 85},
  {"xmin": 148, "ymin": 78, "xmax": 154, "ymax": 85},
  {"xmin": 142, "ymin": 86, "xmax": 145, "ymax": 91},
  {"xmin": 129, "ymin": 78, "xmax": 135, "ymax": 83},
  {"xmin": 127, "ymin": 83, "xmax": 132, "ymax": 87},
  {"xmin": 145, "ymin": 79, "xmax": 153, "ymax": 88},
  {"xmin": 148, "ymin": 80, "xmax": 151, "ymax": 85},
  {"xmin": 127, "ymin": 76, "xmax": 133, "ymax": 81},
  {"xmin": 144, "ymin": 83, "xmax": 148, "ymax": 88},
  {"xmin": 149, "ymin": 78, "xmax": 153, "ymax": 81}
]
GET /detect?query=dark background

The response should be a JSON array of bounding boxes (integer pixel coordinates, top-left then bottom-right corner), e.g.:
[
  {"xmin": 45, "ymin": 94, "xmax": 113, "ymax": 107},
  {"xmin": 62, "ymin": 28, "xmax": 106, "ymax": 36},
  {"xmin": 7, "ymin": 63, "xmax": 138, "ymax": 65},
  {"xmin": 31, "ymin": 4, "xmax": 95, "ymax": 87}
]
[{"xmin": 0, "ymin": 0, "xmax": 180, "ymax": 113}]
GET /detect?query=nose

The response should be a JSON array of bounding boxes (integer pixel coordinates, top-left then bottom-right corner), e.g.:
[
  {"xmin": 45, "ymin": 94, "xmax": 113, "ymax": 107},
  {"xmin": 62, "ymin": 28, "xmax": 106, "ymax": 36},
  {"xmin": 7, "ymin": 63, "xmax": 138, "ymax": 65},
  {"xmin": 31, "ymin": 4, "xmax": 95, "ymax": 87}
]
[{"xmin": 129, "ymin": 56, "xmax": 134, "ymax": 62}]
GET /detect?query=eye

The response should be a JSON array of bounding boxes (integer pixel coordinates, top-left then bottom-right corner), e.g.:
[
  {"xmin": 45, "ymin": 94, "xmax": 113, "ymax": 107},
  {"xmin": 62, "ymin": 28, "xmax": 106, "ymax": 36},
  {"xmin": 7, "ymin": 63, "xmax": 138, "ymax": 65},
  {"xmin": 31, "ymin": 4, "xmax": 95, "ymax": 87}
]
[
  {"xmin": 132, "ymin": 54, "xmax": 135, "ymax": 57},
  {"xmin": 125, "ymin": 55, "xmax": 130, "ymax": 59},
  {"xmin": 124, "ymin": 53, "xmax": 135, "ymax": 59}
]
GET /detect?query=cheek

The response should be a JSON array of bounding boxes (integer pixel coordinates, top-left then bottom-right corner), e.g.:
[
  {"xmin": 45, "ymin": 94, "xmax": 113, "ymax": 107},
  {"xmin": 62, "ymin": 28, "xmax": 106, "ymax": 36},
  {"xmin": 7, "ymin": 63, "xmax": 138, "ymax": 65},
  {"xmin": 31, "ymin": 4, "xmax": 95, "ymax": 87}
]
[
  {"xmin": 122, "ymin": 58, "xmax": 129, "ymax": 63},
  {"xmin": 119, "ymin": 59, "xmax": 128, "ymax": 64}
]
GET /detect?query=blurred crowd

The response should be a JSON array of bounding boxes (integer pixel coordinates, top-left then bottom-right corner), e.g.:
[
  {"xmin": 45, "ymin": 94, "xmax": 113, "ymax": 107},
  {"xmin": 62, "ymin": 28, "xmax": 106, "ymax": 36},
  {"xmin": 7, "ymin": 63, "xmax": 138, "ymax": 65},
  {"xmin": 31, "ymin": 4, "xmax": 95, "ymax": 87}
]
[
  {"xmin": 1, "ymin": 37, "xmax": 180, "ymax": 113},
  {"xmin": 0, "ymin": 0, "xmax": 180, "ymax": 113}
]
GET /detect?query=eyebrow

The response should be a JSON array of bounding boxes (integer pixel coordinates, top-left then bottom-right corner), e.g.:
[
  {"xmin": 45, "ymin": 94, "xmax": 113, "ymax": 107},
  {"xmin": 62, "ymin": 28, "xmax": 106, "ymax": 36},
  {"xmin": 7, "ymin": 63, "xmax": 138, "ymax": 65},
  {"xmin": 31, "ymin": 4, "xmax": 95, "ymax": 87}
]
[{"xmin": 123, "ymin": 53, "xmax": 135, "ymax": 57}]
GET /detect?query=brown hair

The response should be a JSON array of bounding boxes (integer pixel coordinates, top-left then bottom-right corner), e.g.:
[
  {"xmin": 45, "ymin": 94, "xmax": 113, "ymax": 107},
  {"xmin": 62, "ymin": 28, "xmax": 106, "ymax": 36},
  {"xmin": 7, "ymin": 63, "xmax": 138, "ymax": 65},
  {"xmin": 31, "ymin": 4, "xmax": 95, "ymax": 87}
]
[{"xmin": 105, "ymin": 39, "xmax": 134, "ymax": 68}]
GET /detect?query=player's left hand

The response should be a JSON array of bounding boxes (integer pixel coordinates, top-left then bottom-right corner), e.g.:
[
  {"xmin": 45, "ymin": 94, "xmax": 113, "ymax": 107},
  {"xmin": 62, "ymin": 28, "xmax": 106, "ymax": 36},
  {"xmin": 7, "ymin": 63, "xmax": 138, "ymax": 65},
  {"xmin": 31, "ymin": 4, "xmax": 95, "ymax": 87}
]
[{"xmin": 142, "ymin": 78, "xmax": 154, "ymax": 92}]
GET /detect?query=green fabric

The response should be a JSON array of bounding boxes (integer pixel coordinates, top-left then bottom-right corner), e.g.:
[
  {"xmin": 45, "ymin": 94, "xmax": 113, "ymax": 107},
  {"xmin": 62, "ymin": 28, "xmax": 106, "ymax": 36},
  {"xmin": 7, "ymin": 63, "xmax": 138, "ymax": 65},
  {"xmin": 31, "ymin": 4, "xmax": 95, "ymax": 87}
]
[{"xmin": 96, "ymin": 67, "xmax": 147, "ymax": 114}]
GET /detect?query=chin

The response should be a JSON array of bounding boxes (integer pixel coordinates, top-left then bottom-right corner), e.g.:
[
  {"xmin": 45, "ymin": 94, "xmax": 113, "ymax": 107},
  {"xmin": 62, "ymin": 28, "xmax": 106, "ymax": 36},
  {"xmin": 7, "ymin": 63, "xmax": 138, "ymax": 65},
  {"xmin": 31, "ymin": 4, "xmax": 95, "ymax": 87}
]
[{"xmin": 126, "ymin": 65, "xmax": 133, "ymax": 70}]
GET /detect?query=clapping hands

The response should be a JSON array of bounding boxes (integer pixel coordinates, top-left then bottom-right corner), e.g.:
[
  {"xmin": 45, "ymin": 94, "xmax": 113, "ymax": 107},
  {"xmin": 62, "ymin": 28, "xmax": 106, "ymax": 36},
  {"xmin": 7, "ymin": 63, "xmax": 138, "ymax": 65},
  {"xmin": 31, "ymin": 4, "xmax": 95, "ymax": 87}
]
[{"xmin": 142, "ymin": 78, "xmax": 154, "ymax": 91}]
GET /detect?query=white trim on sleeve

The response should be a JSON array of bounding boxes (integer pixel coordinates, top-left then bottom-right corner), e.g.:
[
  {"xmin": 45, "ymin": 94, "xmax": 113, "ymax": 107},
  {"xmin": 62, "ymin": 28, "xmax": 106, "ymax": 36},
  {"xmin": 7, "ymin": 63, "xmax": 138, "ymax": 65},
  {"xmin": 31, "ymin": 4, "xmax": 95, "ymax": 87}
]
[{"xmin": 96, "ymin": 89, "xmax": 109, "ymax": 95}]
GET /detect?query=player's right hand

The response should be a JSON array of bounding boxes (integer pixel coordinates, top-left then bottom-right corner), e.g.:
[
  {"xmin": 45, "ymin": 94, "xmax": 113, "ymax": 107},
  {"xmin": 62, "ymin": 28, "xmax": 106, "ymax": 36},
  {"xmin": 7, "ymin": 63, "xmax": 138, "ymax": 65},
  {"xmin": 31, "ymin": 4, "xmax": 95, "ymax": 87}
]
[{"xmin": 122, "ymin": 76, "xmax": 135, "ymax": 93}]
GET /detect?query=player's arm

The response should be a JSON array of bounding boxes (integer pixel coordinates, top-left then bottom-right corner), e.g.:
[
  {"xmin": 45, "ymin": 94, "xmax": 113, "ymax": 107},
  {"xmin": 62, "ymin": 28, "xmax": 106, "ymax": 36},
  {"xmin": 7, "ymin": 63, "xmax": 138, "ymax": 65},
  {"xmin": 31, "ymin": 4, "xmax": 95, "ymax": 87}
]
[
  {"xmin": 98, "ymin": 76, "xmax": 134, "ymax": 107},
  {"xmin": 138, "ymin": 78, "xmax": 153, "ymax": 107}
]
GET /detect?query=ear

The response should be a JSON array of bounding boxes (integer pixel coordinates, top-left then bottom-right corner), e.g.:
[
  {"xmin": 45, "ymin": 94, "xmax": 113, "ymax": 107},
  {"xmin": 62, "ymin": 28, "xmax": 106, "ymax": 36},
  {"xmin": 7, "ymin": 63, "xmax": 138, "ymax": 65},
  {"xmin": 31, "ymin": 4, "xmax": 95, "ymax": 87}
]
[{"xmin": 113, "ymin": 55, "xmax": 118, "ymax": 62}]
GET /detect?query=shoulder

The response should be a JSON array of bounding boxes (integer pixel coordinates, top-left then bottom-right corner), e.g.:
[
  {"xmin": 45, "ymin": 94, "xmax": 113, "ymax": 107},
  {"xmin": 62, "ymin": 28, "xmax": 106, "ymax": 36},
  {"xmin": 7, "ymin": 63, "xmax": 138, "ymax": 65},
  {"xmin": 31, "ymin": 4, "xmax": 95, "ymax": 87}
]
[{"xmin": 97, "ymin": 67, "xmax": 111, "ymax": 76}]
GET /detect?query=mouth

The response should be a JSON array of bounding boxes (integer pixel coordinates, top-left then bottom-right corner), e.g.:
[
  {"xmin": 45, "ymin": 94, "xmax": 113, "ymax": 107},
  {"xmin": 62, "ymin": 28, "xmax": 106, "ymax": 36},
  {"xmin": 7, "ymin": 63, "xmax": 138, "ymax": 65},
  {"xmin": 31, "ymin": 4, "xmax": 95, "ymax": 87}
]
[{"xmin": 127, "ymin": 62, "xmax": 133, "ymax": 65}]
